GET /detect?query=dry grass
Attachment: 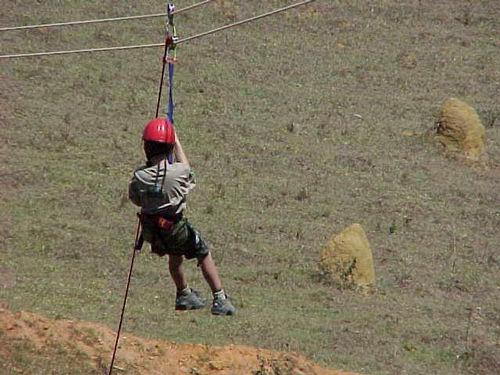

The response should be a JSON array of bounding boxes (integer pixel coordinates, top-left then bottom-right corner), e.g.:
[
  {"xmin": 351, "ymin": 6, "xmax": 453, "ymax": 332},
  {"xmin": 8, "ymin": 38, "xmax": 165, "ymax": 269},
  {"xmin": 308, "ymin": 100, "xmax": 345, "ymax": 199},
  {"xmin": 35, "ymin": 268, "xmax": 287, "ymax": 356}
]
[{"xmin": 1, "ymin": 1, "xmax": 499, "ymax": 374}]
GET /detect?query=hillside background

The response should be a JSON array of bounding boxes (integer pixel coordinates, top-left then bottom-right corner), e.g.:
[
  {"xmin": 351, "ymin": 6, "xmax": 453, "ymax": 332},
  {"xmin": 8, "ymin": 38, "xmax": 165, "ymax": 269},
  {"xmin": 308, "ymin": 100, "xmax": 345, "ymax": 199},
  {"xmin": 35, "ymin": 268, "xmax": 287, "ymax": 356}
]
[{"xmin": 1, "ymin": 1, "xmax": 499, "ymax": 374}]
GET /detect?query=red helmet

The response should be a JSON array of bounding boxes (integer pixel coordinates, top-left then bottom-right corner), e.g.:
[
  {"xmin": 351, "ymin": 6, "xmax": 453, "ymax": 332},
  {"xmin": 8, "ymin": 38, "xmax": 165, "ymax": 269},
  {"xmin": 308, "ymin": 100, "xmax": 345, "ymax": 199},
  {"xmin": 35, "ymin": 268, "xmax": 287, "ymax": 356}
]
[{"xmin": 142, "ymin": 118, "xmax": 175, "ymax": 144}]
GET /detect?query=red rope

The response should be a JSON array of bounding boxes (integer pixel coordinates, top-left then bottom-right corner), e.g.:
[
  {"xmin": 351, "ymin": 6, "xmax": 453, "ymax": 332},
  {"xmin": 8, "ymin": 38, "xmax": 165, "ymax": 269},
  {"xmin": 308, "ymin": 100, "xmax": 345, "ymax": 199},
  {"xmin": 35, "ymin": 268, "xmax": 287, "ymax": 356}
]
[
  {"xmin": 108, "ymin": 219, "xmax": 142, "ymax": 375},
  {"xmin": 155, "ymin": 35, "xmax": 174, "ymax": 118}
]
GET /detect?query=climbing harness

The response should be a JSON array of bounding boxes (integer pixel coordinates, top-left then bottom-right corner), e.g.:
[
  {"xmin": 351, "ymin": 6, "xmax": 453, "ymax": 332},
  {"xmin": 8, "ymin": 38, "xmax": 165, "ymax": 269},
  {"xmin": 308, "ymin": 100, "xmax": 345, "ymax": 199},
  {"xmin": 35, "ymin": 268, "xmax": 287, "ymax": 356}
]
[{"xmin": 139, "ymin": 212, "xmax": 178, "ymax": 231}]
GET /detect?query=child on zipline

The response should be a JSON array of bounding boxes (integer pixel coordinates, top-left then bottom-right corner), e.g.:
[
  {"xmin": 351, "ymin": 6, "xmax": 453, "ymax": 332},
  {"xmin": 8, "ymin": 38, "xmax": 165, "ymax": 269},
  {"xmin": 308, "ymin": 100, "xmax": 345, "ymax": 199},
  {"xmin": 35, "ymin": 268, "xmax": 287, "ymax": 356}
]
[{"xmin": 128, "ymin": 118, "xmax": 235, "ymax": 315}]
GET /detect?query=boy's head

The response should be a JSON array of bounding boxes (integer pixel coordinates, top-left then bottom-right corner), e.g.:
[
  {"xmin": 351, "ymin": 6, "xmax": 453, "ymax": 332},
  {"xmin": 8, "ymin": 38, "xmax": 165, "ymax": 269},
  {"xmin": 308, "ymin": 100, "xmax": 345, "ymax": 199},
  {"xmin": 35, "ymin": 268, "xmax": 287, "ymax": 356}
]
[{"xmin": 142, "ymin": 118, "xmax": 175, "ymax": 161}]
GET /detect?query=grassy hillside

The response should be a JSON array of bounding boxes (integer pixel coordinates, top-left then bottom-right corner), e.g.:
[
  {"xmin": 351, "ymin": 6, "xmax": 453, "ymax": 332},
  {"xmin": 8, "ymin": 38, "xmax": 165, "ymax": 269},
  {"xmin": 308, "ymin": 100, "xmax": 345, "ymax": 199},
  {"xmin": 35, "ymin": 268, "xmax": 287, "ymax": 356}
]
[{"xmin": 1, "ymin": 1, "xmax": 499, "ymax": 374}]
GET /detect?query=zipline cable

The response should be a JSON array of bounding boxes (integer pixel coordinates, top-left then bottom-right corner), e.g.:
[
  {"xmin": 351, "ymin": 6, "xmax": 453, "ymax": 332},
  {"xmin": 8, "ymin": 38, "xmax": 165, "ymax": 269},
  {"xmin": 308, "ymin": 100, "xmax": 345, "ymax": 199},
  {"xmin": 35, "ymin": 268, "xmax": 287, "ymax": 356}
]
[
  {"xmin": 0, "ymin": 0, "xmax": 316, "ymax": 59},
  {"xmin": 0, "ymin": 43, "xmax": 165, "ymax": 59},
  {"xmin": 0, "ymin": 0, "xmax": 217, "ymax": 32},
  {"xmin": 178, "ymin": 0, "xmax": 315, "ymax": 45}
]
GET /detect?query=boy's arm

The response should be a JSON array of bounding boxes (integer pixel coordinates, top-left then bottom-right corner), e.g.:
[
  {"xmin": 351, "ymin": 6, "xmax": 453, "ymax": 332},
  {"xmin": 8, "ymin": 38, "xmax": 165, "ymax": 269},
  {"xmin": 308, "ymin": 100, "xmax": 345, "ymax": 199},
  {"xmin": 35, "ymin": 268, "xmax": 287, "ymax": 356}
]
[
  {"xmin": 128, "ymin": 177, "xmax": 141, "ymax": 206},
  {"xmin": 174, "ymin": 134, "xmax": 190, "ymax": 168}
]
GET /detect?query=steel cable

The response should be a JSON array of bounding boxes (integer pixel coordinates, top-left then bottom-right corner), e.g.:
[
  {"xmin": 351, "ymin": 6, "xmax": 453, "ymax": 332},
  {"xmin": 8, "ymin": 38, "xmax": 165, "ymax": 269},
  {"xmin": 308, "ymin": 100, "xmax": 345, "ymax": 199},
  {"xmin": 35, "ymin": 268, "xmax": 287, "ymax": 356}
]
[
  {"xmin": 0, "ymin": 0, "xmax": 315, "ymax": 59},
  {"xmin": 0, "ymin": 0, "xmax": 217, "ymax": 32}
]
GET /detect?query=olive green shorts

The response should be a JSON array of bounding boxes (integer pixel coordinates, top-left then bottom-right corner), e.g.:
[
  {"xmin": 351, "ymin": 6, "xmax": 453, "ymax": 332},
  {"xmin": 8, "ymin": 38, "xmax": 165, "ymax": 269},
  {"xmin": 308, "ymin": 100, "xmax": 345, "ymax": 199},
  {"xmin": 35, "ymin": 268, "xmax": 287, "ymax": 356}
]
[{"xmin": 143, "ymin": 219, "xmax": 209, "ymax": 262}]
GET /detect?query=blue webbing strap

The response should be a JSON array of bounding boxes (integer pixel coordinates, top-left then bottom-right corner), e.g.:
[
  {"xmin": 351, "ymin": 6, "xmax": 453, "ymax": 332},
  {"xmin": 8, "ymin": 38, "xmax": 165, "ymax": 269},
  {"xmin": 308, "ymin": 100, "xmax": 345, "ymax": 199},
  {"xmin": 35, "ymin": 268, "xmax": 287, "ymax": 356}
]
[
  {"xmin": 166, "ymin": 3, "xmax": 176, "ymax": 164},
  {"xmin": 166, "ymin": 59, "xmax": 174, "ymax": 164},
  {"xmin": 167, "ymin": 62, "xmax": 175, "ymax": 125}
]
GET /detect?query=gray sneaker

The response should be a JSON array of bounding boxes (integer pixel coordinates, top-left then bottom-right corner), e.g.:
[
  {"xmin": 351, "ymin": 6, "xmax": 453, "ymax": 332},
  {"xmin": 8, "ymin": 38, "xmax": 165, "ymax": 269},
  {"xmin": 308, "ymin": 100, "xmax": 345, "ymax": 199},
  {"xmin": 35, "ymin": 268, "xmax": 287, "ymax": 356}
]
[
  {"xmin": 175, "ymin": 289, "xmax": 206, "ymax": 310},
  {"xmin": 211, "ymin": 295, "xmax": 235, "ymax": 316}
]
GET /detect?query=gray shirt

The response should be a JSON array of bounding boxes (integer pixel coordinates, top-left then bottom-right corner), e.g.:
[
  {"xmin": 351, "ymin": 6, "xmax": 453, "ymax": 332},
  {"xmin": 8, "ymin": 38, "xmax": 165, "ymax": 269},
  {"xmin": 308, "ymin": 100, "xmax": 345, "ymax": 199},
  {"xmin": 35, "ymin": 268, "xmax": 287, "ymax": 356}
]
[{"xmin": 129, "ymin": 160, "xmax": 195, "ymax": 216}]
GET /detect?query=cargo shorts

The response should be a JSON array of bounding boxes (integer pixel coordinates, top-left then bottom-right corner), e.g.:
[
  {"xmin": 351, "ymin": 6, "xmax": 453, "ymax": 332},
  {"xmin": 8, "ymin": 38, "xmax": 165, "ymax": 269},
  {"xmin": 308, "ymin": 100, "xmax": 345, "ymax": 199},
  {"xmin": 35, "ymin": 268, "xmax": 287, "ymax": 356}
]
[{"xmin": 142, "ymin": 218, "xmax": 210, "ymax": 262}]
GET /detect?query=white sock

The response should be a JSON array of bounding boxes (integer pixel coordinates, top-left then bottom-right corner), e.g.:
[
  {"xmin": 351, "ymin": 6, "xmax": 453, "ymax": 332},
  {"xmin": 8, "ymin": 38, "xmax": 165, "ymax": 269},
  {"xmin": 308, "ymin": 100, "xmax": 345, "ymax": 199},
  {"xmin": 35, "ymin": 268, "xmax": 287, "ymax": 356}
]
[{"xmin": 213, "ymin": 289, "xmax": 226, "ymax": 300}]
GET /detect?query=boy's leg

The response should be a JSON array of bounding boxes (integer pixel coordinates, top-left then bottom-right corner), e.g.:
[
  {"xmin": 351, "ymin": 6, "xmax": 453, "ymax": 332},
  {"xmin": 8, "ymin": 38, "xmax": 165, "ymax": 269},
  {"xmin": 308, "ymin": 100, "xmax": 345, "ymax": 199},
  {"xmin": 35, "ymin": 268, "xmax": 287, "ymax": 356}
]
[
  {"xmin": 168, "ymin": 254, "xmax": 187, "ymax": 291},
  {"xmin": 169, "ymin": 254, "xmax": 206, "ymax": 310},
  {"xmin": 200, "ymin": 252, "xmax": 235, "ymax": 316},
  {"xmin": 200, "ymin": 252, "xmax": 222, "ymax": 292}
]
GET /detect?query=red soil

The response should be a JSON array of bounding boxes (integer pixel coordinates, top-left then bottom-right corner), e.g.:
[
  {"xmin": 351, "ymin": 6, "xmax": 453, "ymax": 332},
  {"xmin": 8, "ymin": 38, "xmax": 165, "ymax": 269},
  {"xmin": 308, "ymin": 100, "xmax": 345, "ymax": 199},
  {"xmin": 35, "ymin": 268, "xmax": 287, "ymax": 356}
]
[{"xmin": 0, "ymin": 308, "xmax": 363, "ymax": 375}]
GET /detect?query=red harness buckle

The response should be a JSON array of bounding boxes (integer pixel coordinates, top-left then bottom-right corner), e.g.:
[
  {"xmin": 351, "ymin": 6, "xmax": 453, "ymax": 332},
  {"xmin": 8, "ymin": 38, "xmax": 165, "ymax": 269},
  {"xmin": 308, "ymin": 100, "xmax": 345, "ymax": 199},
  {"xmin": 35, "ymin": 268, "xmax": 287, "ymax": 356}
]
[
  {"xmin": 139, "ymin": 213, "xmax": 174, "ymax": 230},
  {"xmin": 156, "ymin": 216, "xmax": 174, "ymax": 230}
]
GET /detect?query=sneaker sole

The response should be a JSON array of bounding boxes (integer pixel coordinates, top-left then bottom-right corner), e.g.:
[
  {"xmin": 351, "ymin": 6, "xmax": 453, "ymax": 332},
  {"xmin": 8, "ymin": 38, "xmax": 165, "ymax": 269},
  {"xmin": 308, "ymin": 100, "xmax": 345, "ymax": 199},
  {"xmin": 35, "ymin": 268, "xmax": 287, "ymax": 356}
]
[
  {"xmin": 211, "ymin": 309, "xmax": 235, "ymax": 316},
  {"xmin": 176, "ymin": 304, "xmax": 206, "ymax": 311}
]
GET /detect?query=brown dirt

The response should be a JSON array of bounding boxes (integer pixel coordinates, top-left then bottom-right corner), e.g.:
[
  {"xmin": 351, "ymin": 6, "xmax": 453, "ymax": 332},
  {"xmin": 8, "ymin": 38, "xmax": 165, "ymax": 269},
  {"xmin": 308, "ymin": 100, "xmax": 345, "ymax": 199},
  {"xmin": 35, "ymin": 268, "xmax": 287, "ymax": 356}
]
[
  {"xmin": 320, "ymin": 224, "xmax": 376, "ymax": 289},
  {"xmin": 0, "ymin": 308, "xmax": 363, "ymax": 375},
  {"xmin": 435, "ymin": 98, "xmax": 487, "ymax": 160}
]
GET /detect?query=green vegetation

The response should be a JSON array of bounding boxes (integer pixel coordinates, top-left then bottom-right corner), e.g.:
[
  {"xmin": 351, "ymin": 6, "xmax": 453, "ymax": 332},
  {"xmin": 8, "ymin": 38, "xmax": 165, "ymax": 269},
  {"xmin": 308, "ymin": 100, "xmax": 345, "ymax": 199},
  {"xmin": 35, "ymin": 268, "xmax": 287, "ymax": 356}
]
[{"xmin": 1, "ymin": 1, "xmax": 499, "ymax": 374}]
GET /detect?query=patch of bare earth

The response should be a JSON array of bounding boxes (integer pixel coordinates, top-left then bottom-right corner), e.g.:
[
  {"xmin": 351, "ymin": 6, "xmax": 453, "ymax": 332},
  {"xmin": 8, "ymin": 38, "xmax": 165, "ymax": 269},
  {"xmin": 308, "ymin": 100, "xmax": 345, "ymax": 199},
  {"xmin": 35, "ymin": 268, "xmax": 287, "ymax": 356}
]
[{"xmin": 0, "ymin": 308, "xmax": 362, "ymax": 375}]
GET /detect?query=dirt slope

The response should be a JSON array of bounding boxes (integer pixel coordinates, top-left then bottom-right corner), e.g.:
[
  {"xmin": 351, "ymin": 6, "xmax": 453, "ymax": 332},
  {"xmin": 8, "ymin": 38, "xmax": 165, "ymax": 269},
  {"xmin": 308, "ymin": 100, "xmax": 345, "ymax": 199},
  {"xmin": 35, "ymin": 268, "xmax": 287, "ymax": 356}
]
[{"xmin": 0, "ymin": 308, "xmax": 362, "ymax": 375}]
